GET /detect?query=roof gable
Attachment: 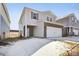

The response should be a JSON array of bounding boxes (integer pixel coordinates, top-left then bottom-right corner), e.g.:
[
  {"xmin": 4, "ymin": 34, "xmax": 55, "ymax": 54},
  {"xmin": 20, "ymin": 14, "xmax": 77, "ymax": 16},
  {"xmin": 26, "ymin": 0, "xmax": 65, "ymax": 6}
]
[{"xmin": 57, "ymin": 13, "xmax": 78, "ymax": 21}]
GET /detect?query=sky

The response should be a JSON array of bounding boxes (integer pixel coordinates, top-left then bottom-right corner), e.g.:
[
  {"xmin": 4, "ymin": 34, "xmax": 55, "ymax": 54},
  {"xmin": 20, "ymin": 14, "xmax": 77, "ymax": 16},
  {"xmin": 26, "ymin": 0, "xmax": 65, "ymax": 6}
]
[{"xmin": 6, "ymin": 3, "xmax": 79, "ymax": 30}]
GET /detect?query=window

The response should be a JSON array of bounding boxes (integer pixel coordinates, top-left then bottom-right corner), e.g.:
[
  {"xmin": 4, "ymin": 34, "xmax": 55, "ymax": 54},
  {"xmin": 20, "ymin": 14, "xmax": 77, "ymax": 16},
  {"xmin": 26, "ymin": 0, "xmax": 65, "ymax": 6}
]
[
  {"xmin": 47, "ymin": 17, "xmax": 49, "ymax": 21},
  {"xmin": 72, "ymin": 17, "xmax": 75, "ymax": 22},
  {"xmin": 31, "ymin": 12, "xmax": 38, "ymax": 20},
  {"xmin": 47, "ymin": 17, "xmax": 52, "ymax": 22},
  {"xmin": 50, "ymin": 18, "xmax": 52, "ymax": 22},
  {"xmin": 72, "ymin": 17, "xmax": 78, "ymax": 23}
]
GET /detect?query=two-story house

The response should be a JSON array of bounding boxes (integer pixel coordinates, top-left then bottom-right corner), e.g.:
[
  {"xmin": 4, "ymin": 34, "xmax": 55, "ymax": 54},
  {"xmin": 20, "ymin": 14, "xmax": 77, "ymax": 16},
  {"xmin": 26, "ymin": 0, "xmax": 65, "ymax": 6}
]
[
  {"xmin": 0, "ymin": 3, "xmax": 10, "ymax": 39},
  {"xmin": 57, "ymin": 13, "xmax": 79, "ymax": 36},
  {"xmin": 19, "ymin": 7, "xmax": 64, "ymax": 38}
]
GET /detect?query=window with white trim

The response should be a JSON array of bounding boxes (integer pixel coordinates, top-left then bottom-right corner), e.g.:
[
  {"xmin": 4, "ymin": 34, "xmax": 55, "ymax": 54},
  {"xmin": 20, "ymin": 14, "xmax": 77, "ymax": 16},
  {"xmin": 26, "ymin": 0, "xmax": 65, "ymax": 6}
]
[
  {"xmin": 31, "ymin": 12, "xmax": 38, "ymax": 20},
  {"xmin": 47, "ymin": 17, "xmax": 49, "ymax": 21}
]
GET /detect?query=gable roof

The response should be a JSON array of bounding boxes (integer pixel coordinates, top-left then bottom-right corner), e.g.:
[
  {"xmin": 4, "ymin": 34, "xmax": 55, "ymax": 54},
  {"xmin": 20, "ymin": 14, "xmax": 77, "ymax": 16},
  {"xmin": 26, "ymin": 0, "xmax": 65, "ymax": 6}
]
[
  {"xmin": 57, "ymin": 13, "xmax": 78, "ymax": 21},
  {"xmin": 41, "ymin": 11, "xmax": 57, "ymax": 18}
]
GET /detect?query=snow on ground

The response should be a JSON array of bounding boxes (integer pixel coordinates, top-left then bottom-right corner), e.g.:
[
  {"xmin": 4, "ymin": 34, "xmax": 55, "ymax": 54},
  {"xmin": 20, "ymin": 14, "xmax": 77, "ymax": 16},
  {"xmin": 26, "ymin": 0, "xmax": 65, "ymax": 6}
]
[
  {"xmin": 0, "ymin": 38, "xmax": 51, "ymax": 56},
  {"xmin": 32, "ymin": 41, "xmax": 71, "ymax": 56}
]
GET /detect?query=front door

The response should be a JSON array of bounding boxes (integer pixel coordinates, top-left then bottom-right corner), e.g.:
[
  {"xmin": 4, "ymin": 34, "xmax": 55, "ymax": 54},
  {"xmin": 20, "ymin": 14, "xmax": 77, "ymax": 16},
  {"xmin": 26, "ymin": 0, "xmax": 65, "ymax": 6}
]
[
  {"xmin": 27, "ymin": 28, "xmax": 29, "ymax": 37},
  {"xmin": 23, "ymin": 26, "xmax": 25, "ymax": 37},
  {"xmin": 27, "ymin": 26, "xmax": 34, "ymax": 37}
]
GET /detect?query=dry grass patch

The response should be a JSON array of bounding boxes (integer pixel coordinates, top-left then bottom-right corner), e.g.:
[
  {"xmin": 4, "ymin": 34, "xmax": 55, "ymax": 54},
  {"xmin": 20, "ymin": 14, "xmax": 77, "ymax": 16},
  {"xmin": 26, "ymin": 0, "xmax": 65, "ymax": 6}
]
[{"xmin": 61, "ymin": 41, "xmax": 79, "ymax": 56}]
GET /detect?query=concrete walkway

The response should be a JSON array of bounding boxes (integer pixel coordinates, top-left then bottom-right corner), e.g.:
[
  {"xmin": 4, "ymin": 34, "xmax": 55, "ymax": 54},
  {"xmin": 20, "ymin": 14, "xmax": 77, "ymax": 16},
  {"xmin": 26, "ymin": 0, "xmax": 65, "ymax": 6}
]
[
  {"xmin": 58, "ymin": 36, "xmax": 79, "ymax": 42},
  {"xmin": 48, "ymin": 36, "xmax": 79, "ymax": 42},
  {"xmin": 32, "ymin": 41, "xmax": 70, "ymax": 56}
]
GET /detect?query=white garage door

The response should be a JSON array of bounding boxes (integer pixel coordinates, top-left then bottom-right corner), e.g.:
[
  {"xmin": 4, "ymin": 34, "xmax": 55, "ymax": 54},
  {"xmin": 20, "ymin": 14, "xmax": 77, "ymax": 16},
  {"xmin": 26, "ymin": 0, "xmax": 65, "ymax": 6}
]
[
  {"xmin": 46, "ymin": 27, "xmax": 62, "ymax": 37},
  {"xmin": 73, "ymin": 29, "xmax": 79, "ymax": 35}
]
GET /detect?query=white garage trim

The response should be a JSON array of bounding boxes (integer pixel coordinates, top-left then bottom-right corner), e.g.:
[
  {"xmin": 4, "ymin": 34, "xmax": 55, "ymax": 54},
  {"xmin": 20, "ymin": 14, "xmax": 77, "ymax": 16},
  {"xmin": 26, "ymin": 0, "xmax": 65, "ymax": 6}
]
[{"xmin": 46, "ymin": 26, "xmax": 62, "ymax": 37}]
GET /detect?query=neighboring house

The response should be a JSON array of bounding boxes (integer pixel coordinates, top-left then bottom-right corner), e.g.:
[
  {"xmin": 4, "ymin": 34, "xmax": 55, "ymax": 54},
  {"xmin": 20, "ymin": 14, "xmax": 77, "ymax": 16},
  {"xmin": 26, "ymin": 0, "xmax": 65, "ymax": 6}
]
[
  {"xmin": 57, "ymin": 13, "xmax": 79, "ymax": 36},
  {"xmin": 19, "ymin": 7, "xmax": 64, "ymax": 38},
  {"xmin": 0, "ymin": 3, "xmax": 10, "ymax": 39},
  {"xmin": 9, "ymin": 30, "xmax": 20, "ymax": 38}
]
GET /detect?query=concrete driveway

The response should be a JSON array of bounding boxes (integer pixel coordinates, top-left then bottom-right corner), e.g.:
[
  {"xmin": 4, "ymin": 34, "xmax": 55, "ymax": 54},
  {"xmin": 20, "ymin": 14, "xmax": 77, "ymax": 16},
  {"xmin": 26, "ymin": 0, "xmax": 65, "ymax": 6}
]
[{"xmin": 0, "ymin": 38, "xmax": 52, "ymax": 56}]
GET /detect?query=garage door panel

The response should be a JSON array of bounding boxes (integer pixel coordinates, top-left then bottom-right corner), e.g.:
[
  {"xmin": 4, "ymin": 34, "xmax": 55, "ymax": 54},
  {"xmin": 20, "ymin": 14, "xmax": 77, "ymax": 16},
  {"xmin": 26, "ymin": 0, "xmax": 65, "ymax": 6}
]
[
  {"xmin": 46, "ymin": 27, "xmax": 62, "ymax": 37},
  {"xmin": 73, "ymin": 29, "xmax": 78, "ymax": 35}
]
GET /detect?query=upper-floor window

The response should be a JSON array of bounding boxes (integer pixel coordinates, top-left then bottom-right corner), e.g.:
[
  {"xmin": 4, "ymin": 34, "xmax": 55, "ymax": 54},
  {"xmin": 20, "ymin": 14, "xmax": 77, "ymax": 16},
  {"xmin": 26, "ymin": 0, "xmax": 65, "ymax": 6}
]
[
  {"xmin": 31, "ymin": 12, "xmax": 38, "ymax": 20},
  {"xmin": 72, "ymin": 17, "xmax": 75, "ymax": 22},
  {"xmin": 72, "ymin": 16, "xmax": 78, "ymax": 23},
  {"xmin": 47, "ymin": 17, "xmax": 52, "ymax": 22},
  {"xmin": 50, "ymin": 18, "xmax": 52, "ymax": 22},
  {"xmin": 47, "ymin": 17, "xmax": 49, "ymax": 21}
]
